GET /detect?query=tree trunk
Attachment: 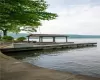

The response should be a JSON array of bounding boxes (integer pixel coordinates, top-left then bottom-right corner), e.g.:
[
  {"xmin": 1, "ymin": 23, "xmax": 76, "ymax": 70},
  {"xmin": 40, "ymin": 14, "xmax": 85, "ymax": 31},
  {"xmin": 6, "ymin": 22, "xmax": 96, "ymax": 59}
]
[{"xmin": 2, "ymin": 29, "xmax": 7, "ymax": 36}]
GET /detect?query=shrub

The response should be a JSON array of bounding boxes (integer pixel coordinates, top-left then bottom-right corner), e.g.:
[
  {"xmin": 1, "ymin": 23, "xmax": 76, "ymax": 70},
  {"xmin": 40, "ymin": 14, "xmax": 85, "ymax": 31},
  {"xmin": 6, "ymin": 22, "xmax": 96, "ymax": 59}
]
[
  {"xmin": 2, "ymin": 36, "xmax": 14, "ymax": 42},
  {"xmin": 17, "ymin": 37, "xmax": 26, "ymax": 42},
  {"xmin": 0, "ymin": 36, "xmax": 2, "ymax": 40}
]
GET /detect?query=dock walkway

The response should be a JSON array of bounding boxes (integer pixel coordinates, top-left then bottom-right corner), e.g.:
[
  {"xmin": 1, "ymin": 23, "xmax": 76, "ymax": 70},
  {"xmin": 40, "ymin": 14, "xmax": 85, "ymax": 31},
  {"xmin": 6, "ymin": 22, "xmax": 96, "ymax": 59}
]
[{"xmin": 0, "ymin": 42, "xmax": 97, "ymax": 53}]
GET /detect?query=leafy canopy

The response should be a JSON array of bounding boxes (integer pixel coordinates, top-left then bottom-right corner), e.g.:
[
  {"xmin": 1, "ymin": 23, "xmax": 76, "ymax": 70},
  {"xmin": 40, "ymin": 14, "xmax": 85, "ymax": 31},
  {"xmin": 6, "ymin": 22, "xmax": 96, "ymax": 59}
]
[{"xmin": 0, "ymin": 0, "xmax": 58, "ymax": 34}]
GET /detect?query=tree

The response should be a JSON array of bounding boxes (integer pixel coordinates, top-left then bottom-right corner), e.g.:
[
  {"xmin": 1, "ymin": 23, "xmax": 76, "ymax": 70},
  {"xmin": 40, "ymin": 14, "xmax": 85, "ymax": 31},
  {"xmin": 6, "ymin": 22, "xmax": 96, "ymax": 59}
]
[{"xmin": 0, "ymin": 0, "xmax": 58, "ymax": 36}]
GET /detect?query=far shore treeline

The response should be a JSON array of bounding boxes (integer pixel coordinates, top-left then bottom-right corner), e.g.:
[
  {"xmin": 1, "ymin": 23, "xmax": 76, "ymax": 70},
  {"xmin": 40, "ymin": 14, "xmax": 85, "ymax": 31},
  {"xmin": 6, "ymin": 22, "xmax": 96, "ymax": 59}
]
[{"xmin": 6, "ymin": 33, "xmax": 100, "ymax": 39}]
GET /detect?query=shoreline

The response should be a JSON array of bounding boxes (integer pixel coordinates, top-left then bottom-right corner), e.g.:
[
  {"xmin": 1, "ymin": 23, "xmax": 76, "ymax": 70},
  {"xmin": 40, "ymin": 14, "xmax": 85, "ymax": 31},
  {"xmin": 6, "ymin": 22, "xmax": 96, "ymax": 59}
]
[{"xmin": 0, "ymin": 52, "xmax": 100, "ymax": 80}]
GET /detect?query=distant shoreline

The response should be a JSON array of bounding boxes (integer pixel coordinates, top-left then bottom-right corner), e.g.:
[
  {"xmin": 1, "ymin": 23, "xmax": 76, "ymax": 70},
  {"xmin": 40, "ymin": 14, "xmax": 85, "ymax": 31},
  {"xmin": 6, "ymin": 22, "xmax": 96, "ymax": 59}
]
[{"xmin": 2, "ymin": 33, "xmax": 100, "ymax": 39}]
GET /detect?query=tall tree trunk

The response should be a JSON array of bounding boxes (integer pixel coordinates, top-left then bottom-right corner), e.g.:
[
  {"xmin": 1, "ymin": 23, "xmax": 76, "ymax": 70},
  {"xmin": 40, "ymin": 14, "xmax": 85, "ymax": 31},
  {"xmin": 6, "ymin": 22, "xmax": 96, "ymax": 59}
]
[{"xmin": 2, "ymin": 29, "xmax": 7, "ymax": 36}]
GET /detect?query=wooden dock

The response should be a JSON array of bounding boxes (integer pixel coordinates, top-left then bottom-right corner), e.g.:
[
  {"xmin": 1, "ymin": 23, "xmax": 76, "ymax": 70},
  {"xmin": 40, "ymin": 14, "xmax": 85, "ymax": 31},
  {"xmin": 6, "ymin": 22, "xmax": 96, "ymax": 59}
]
[{"xmin": 0, "ymin": 42, "xmax": 97, "ymax": 53}]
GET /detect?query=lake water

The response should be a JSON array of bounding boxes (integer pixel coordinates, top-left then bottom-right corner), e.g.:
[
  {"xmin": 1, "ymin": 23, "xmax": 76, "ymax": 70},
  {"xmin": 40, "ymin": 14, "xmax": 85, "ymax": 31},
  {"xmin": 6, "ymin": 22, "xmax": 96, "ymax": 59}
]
[{"xmin": 13, "ymin": 39, "xmax": 100, "ymax": 78}]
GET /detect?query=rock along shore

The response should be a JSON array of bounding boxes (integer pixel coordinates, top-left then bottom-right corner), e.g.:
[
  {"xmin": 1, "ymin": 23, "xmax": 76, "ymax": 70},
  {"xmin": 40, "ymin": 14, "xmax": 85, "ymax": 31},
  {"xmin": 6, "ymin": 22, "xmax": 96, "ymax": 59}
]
[{"xmin": 0, "ymin": 52, "xmax": 100, "ymax": 80}]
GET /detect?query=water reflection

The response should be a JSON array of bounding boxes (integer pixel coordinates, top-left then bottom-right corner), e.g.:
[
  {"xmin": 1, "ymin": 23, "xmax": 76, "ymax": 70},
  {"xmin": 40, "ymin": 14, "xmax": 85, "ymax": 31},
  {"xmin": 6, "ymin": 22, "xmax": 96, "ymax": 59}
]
[
  {"xmin": 3, "ymin": 39, "xmax": 100, "ymax": 78},
  {"xmin": 5, "ymin": 49, "xmax": 69, "ymax": 59},
  {"xmin": 21, "ymin": 47, "xmax": 100, "ymax": 78}
]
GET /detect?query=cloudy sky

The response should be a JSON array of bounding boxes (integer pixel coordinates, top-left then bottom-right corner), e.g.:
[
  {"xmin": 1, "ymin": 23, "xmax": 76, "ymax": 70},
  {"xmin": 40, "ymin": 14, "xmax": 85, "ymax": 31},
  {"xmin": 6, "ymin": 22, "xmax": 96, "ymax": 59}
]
[{"xmin": 37, "ymin": 0, "xmax": 100, "ymax": 35}]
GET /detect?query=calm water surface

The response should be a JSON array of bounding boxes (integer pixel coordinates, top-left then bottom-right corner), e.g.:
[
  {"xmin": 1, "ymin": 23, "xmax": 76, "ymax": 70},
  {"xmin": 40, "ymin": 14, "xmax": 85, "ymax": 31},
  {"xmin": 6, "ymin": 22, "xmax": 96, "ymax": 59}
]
[{"xmin": 18, "ymin": 39, "xmax": 100, "ymax": 77}]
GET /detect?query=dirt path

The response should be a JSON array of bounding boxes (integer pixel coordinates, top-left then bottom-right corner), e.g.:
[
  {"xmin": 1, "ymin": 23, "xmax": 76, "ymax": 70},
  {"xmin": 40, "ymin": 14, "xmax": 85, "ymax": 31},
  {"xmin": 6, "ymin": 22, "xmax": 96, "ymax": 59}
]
[{"xmin": 0, "ymin": 52, "xmax": 100, "ymax": 80}]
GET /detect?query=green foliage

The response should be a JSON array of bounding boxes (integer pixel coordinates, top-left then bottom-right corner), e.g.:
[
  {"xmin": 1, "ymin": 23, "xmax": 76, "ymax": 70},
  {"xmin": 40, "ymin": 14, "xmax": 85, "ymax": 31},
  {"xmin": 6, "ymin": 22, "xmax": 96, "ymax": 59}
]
[
  {"xmin": 17, "ymin": 37, "xmax": 26, "ymax": 42},
  {"xmin": 0, "ymin": 0, "xmax": 58, "ymax": 36},
  {"xmin": 2, "ymin": 36, "xmax": 14, "ymax": 41},
  {"xmin": 0, "ymin": 36, "xmax": 2, "ymax": 40}
]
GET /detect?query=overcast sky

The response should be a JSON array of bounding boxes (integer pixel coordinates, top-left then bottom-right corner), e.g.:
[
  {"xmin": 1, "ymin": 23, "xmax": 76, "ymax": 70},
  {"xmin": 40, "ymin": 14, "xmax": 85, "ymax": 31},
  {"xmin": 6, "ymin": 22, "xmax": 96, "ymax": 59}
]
[{"xmin": 36, "ymin": 0, "xmax": 100, "ymax": 35}]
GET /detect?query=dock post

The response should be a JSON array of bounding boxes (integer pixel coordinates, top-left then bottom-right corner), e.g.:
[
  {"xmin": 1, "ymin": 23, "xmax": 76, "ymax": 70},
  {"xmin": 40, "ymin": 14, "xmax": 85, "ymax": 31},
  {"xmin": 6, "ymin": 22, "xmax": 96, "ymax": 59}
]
[
  {"xmin": 53, "ymin": 37, "xmax": 56, "ymax": 43},
  {"xmin": 28, "ymin": 36, "xmax": 30, "ymax": 43},
  {"xmin": 39, "ymin": 37, "xmax": 41, "ymax": 42},
  {"xmin": 39, "ymin": 37, "xmax": 43, "ymax": 42},
  {"xmin": 66, "ymin": 37, "xmax": 67, "ymax": 42}
]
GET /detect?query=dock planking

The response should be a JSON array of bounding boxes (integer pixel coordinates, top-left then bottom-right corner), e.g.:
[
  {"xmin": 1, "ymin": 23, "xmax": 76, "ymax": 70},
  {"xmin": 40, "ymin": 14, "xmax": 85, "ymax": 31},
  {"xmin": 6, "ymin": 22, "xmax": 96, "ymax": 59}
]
[{"xmin": 0, "ymin": 42, "xmax": 97, "ymax": 53}]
